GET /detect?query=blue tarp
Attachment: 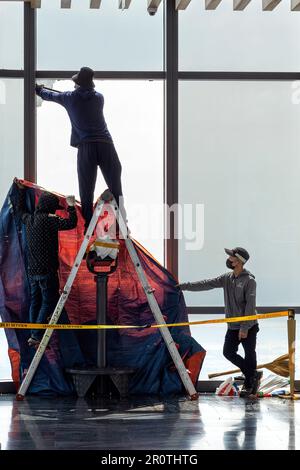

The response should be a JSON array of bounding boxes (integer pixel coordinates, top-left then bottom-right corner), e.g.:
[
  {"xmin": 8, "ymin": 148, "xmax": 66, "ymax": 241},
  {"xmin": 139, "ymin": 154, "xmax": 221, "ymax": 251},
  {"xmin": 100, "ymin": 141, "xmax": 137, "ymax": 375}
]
[{"xmin": 0, "ymin": 181, "xmax": 206, "ymax": 396}]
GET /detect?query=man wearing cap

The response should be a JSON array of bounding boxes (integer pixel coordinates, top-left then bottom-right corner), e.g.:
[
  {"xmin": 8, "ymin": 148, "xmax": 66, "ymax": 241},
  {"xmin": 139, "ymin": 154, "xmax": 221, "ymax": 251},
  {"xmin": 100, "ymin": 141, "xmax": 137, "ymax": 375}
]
[
  {"xmin": 35, "ymin": 67, "xmax": 125, "ymax": 232},
  {"xmin": 177, "ymin": 247, "xmax": 261, "ymax": 397}
]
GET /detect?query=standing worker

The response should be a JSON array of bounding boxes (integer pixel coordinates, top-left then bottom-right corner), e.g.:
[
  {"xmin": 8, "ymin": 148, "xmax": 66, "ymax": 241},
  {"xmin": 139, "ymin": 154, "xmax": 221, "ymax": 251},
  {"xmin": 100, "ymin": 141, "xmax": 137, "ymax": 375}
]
[
  {"xmin": 13, "ymin": 178, "xmax": 77, "ymax": 346},
  {"xmin": 35, "ymin": 66, "xmax": 125, "ymax": 232},
  {"xmin": 177, "ymin": 247, "xmax": 262, "ymax": 397}
]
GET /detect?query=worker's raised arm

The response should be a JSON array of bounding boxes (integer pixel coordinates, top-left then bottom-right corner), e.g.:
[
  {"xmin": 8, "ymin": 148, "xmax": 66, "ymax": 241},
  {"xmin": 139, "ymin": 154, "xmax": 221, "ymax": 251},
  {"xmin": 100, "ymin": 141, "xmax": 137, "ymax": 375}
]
[
  {"xmin": 49, "ymin": 196, "xmax": 78, "ymax": 231},
  {"xmin": 35, "ymin": 85, "xmax": 71, "ymax": 107},
  {"xmin": 177, "ymin": 274, "xmax": 226, "ymax": 291}
]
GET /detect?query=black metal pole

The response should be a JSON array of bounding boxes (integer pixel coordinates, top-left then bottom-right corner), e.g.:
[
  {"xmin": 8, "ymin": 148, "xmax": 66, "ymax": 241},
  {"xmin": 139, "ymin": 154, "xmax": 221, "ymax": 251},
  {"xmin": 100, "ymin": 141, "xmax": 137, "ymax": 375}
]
[
  {"xmin": 96, "ymin": 275, "xmax": 107, "ymax": 369},
  {"xmin": 24, "ymin": 2, "xmax": 36, "ymax": 182},
  {"xmin": 165, "ymin": 0, "xmax": 178, "ymax": 278}
]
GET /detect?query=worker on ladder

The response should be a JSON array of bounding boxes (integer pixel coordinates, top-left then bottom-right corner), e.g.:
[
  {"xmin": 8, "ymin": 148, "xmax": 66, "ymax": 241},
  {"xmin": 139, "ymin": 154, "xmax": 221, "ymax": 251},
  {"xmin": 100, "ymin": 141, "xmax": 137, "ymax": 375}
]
[{"xmin": 35, "ymin": 67, "xmax": 126, "ymax": 233}]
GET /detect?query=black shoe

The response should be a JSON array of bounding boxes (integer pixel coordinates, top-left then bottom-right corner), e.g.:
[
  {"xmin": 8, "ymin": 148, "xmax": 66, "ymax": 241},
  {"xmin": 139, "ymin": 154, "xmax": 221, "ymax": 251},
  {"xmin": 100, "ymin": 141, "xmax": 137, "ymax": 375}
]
[
  {"xmin": 239, "ymin": 383, "xmax": 253, "ymax": 398},
  {"xmin": 250, "ymin": 370, "xmax": 263, "ymax": 396}
]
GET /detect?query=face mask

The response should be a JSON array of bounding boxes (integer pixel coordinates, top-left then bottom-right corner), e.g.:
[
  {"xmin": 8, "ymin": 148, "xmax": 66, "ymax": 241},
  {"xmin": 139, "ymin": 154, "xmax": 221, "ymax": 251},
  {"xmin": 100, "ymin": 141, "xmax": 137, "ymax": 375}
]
[{"xmin": 226, "ymin": 258, "xmax": 234, "ymax": 270}]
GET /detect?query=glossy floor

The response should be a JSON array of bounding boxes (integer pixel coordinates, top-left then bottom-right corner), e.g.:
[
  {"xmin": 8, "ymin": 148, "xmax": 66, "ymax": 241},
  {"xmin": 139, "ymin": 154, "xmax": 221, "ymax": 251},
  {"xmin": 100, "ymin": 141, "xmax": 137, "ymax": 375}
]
[{"xmin": 0, "ymin": 394, "xmax": 299, "ymax": 450}]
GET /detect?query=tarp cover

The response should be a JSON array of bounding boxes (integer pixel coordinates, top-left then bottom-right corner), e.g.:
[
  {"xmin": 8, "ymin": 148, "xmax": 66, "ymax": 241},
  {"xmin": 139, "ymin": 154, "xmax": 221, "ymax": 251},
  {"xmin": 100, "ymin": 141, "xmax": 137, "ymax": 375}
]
[{"xmin": 0, "ymin": 181, "xmax": 206, "ymax": 396}]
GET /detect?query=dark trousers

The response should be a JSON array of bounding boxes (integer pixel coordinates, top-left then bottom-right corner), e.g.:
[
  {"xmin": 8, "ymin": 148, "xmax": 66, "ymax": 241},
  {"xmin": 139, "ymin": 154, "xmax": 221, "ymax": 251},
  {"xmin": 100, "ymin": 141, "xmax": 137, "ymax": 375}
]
[
  {"xmin": 223, "ymin": 324, "xmax": 259, "ymax": 387},
  {"xmin": 77, "ymin": 141, "xmax": 123, "ymax": 228},
  {"xmin": 29, "ymin": 273, "xmax": 59, "ymax": 341}
]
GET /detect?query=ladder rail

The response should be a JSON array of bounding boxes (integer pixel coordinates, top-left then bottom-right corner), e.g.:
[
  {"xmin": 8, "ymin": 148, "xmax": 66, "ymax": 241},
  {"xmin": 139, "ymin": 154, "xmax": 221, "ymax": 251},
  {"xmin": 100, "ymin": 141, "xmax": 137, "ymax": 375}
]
[{"xmin": 111, "ymin": 199, "xmax": 198, "ymax": 399}]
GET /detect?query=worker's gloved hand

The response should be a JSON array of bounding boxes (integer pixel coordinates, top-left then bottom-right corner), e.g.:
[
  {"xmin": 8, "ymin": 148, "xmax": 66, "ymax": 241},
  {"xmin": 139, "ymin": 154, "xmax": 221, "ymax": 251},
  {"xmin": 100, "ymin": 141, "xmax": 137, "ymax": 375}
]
[
  {"xmin": 13, "ymin": 177, "xmax": 25, "ymax": 189},
  {"xmin": 175, "ymin": 283, "xmax": 185, "ymax": 290},
  {"xmin": 35, "ymin": 83, "xmax": 44, "ymax": 93},
  {"xmin": 66, "ymin": 195, "xmax": 76, "ymax": 207}
]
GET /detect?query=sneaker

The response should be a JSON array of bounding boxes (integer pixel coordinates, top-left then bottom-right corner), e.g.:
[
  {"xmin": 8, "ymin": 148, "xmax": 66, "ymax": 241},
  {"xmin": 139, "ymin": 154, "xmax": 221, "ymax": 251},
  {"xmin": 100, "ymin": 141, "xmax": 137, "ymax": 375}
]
[
  {"xmin": 28, "ymin": 337, "xmax": 40, "ymax": 347},
  {"xmin": 239, "ymin": 383, "xmax": 253, "ymax": 398},
  {"xmin": 250, "ymin": 370, "xmax": 263, "ymax": 396}
]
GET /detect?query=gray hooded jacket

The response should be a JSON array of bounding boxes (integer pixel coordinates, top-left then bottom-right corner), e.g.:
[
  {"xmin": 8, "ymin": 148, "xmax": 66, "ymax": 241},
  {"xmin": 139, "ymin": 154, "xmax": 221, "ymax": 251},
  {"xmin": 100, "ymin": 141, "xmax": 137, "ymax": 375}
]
[{"xmin": 180, "ymin": 270, "xmax": 257, "ymax": 331}]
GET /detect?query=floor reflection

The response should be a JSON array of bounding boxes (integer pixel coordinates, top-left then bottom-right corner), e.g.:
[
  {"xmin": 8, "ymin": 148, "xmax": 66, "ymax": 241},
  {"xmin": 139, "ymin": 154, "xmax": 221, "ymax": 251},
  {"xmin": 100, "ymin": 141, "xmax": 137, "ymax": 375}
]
[
  {"xmin": 0, "ymin": 394, "xmax": 298, "ymax": 450},
  {"xmin": 222, "ymin": 400, "xmax": 259, "ymax": 450}
]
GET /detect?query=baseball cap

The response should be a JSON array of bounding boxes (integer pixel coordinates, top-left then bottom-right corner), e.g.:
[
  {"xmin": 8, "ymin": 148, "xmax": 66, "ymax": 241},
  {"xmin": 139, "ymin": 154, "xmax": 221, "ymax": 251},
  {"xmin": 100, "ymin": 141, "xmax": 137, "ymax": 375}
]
[{"xmin": 224, "ymin": 247, "xmax": 250, "ymax": 264}]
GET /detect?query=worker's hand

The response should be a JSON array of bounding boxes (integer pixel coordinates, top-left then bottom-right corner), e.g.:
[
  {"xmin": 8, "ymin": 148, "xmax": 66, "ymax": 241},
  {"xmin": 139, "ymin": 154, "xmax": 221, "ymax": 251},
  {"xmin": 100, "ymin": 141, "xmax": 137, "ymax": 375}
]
[
  {"xmin": 175, "ymin": 283, "xmax": 185, "ymax": 290},
  {"xmin": 35, "ymin": 83, "xmax": 44, "ymax": 93},
  {"xmin": 66, "ymin": 195, "xmax": 76, "ymax": 207},
  {"xmin": 238, "ymin": 329, "xmax": 248, "ymax": 341},
  {"xmin": 13, "ymin": 177, "xmax": 24, "ymax": 189}
]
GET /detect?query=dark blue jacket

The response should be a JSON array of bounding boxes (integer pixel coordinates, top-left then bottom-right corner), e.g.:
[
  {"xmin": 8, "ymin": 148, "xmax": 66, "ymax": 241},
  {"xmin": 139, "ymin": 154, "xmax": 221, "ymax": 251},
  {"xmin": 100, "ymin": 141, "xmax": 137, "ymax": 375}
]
[{"xmin": 37, "ymin": 87, "xmax": 113, "ymax": 148}]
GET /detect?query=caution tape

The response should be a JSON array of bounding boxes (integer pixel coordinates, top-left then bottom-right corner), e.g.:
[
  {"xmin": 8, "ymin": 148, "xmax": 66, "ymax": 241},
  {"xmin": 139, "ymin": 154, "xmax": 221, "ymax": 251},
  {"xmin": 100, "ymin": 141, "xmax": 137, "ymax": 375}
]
[
  {"xmin": 154, "ymin": 310, "xmax": 289, "ymax": 328},
  {"xmin": 93, "ymin": 240, "xmax": 120, "ymax": 249},
  {"xmin": 0, "ymin": 310, "xmax": 289, "ymax": 330},
  {"xmin": 0, "ymin": 322, "xmax": 138, "ymax": 330}
]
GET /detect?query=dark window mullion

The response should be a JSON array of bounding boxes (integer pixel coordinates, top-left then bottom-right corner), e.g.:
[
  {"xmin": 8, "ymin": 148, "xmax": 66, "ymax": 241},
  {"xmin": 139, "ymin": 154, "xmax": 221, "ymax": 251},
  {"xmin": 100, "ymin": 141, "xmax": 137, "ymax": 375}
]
[
  {"xmin": 24, "ymin": 1, "xmax": 36, "ymax": 182},
  {"xmin": 165, "ymin": 0, "xmax": 178, "ymax": 277}
]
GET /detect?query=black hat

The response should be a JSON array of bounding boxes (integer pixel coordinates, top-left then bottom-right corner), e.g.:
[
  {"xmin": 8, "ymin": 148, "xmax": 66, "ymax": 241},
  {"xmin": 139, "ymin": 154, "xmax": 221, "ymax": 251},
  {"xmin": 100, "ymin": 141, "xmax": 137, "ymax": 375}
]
[
  {"xmin": 36, "ymin": 192, "xmax": 64, "ymax": 214},
  {"xmin": 224, "ymin": 247, "xmax": 250, "ymax": 264},
  {"xmin": 72, "ymin": 66, "xmax": 95, "ymax": 88}
]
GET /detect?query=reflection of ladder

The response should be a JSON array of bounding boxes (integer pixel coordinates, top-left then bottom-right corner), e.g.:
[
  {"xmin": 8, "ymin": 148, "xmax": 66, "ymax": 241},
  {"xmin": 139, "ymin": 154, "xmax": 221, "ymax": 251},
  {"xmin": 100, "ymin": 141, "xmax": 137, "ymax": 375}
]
[{"xmin": 16, "ymin": 190, "xmax": 198, "ymax": 400}]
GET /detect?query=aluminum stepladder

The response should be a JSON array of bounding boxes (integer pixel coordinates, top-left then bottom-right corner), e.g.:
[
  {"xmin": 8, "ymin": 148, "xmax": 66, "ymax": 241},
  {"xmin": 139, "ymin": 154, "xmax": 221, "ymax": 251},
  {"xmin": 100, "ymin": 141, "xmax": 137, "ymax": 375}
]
[{"xmin": 16, "ymin": 189, "xmax": 198, "ymax": 400}]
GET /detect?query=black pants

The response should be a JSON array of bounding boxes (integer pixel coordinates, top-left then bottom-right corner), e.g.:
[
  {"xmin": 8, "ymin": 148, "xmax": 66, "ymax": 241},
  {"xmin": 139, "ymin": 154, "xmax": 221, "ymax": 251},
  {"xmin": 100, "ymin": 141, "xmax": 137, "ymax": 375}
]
[
  {"xmin": 77, "ymin": 141, "xmax": 123, "ymax": 228},
  {"xmin": 29, "ymin": 273, "xmax": 59, "ymax": 341},
  {"xmin": 223, "ymin": 324, "xmax": 259, "ymax": 387}
]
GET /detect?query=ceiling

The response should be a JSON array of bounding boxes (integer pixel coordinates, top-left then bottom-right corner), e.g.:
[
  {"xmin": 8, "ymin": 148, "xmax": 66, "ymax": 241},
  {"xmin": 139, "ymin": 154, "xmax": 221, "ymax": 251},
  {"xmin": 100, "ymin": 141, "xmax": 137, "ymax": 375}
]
[{"xmin": 2, "ymin": 0, "xmax": 300, "ymax": 13}]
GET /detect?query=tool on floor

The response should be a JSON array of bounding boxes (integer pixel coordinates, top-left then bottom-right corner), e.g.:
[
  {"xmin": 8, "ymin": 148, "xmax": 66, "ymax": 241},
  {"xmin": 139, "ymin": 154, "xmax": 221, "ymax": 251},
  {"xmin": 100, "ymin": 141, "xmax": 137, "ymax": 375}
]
[{"xmin": 208, "ymin": 354, "xmax": 290, "ymax": 380}]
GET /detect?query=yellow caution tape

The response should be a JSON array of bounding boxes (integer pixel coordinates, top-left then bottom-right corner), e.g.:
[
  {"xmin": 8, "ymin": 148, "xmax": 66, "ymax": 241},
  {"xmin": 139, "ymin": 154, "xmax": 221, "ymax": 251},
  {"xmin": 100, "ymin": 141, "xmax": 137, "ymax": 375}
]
[
  {"xmin": 0, "ymin": 311, "xmax": 289, "ymax": 330},
  {"xmin": 93, "ymin": 241, "xmax": 120, "ymax": 249},
  {"xmin": 153, "ymin": 310, "xmax": 289, "ymax": 328},
  {"xmin": 85, "ymin": 240, "xmax": 120, "ymax": 255}
]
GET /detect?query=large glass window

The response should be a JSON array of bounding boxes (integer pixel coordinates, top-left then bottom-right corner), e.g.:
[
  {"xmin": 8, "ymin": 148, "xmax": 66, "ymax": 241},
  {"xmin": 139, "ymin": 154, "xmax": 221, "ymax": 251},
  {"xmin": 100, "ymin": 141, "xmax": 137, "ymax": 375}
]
[
  {"xmin": 190, "ymin": 314, "xmax": 299, "ymax": 380},
  {"xmin": 0, "ymin": 1, "xmax": 23, "ymax": 70},
  {"xmin": 37, "ymin": 0, "xmax": 163, "ymax": 71},
  {"xmin": 37, "ymin": 79, "xmax": 164, "ymax": 263},
  {"xmin": 0, "ymin": 79, "xmax": 24, "ymax": 207},
  {"xmin": 179, "ymin": 0, "xmax": 300, "ymax": 72},
  {"xmin": 179, "ymin": 80, "xmax": 300, "ymax": 307}
]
